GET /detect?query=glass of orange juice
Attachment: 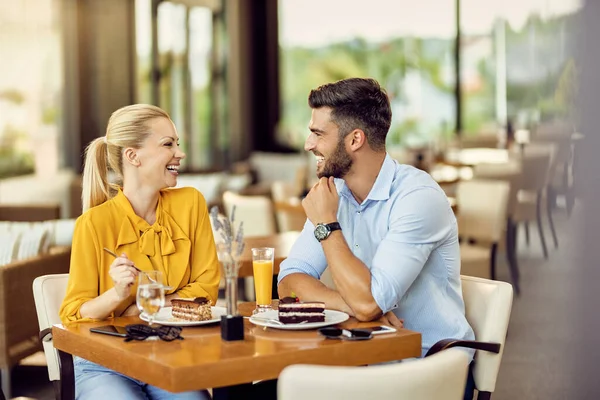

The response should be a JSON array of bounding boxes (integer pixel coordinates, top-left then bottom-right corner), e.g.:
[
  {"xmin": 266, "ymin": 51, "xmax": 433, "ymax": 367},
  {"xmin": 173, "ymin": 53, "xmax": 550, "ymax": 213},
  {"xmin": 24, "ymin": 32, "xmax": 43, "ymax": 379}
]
[{"xmin": 251, "ymin": 247, "xmax": 274, "ymax": 314}]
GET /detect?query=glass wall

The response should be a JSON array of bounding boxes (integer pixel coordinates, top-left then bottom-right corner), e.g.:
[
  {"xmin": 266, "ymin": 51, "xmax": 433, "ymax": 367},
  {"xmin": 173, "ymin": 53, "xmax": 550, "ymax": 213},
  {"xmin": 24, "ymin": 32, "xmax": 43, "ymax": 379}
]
[
  {"xmin": 460, "ymin": 0, "xmax": 582, "ymax": 135},
  {"xmin": 135, "ymin": 0, "xmax": 224, "ymax": 170},
  {"xmin": 278, "ymin": 0, "xmax": 456, "ymax": 149},
  {"xmin": 0, "ymin": 0, "xmax": 64, "ymax": 178},
  {"xmin": 280, "ymin": 0, "xmax": 582, "ymax": 148}
]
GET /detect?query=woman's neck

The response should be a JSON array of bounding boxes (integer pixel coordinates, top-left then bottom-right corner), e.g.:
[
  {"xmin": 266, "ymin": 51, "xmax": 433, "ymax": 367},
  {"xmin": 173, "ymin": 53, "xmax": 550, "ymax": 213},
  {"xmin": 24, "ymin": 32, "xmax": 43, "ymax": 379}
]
[{"xmin": 122, "ymin": 185, "xmax": 160, "ymax": 225}]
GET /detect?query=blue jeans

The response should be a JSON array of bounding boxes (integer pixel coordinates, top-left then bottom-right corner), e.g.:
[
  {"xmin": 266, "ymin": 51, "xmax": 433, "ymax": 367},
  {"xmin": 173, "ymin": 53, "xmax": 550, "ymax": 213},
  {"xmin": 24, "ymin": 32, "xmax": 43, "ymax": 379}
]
[{"xmin": 74, "ymin": 357, "xmax": 211, "ymax": 400}]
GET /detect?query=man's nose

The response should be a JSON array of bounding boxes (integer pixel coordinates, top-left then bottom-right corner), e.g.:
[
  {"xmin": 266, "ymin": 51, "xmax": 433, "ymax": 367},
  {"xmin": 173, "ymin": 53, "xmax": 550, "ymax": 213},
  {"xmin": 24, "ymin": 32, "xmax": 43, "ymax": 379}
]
[{"xmin": 304, "ymin": 135, "xmax": 315, "ymax": 152}]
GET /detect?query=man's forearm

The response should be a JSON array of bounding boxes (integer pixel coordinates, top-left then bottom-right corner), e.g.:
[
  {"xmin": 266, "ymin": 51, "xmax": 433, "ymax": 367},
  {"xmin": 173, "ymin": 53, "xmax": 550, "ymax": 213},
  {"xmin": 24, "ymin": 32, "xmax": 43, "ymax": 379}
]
[
  {"xmin": 278, "ymin": 273, "xmax": 354, "ymax": 316},
  {"xmin": 321, "ymin": 231, "xmax": 383, "ymax": 321}
]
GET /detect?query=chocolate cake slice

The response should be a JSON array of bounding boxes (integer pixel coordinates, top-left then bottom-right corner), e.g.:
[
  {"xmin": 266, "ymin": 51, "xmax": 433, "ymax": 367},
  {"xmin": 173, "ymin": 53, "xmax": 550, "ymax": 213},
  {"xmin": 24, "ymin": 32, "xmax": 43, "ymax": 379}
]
[
  {"xmin": 278, "ymin": 296, "xmax": 325, "ymax": 324},
  {"xmin": 171, "ymin": 297, "xmax": 212, "ymax": 321}
]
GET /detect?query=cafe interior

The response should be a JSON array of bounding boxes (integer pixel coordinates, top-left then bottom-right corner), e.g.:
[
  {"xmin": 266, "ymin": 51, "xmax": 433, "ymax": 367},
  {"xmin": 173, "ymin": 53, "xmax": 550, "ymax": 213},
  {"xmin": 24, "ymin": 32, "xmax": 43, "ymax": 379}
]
[{"xmin": 0, "ymin": 0, "xmax": 587, "ymax": 399}]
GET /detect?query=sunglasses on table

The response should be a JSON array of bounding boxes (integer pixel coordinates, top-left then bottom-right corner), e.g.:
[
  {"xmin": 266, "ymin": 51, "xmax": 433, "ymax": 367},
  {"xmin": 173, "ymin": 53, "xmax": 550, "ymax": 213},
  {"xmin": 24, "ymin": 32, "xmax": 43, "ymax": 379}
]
[
  {"xmin": 124, "ymin": 324, "xmax": 184, "ymax": 342},
  {"xmin": 317, "ymin": 327, "xmax": 373, "ymax": 341}
]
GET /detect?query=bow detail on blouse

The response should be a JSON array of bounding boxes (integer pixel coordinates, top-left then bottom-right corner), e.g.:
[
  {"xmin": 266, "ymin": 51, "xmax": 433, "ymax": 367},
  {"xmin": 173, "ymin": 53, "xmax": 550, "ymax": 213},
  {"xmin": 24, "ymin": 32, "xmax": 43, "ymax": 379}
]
[{"xmin": 138, "ymin": 224, "xmax": 177, "ymax": 257}]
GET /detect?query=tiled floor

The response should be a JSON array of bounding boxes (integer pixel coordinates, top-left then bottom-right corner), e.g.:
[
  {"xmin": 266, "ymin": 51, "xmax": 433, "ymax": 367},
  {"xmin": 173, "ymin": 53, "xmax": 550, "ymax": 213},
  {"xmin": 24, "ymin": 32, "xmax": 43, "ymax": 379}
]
[{"xmin": 8, "ymin": 203, "xmax": 579, "ymax": 399}]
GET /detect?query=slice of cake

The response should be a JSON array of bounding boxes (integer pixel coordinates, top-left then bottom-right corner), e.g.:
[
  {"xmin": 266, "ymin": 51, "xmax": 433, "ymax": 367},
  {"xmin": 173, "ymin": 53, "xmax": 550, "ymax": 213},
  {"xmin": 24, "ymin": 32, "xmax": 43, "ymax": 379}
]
[
  {"xmin": 278, "ymin": 296, "xmax": 325, "ymax": 324},
  {"xmin": 171, "ymin": 297, "xmax": 212, "ymax": 321}
]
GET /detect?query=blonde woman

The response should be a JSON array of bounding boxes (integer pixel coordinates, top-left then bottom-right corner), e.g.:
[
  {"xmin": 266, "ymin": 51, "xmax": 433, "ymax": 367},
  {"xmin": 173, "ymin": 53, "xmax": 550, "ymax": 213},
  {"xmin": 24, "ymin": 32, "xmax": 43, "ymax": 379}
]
[{"xmin": 60, "ymin": 104, "xmax": 219, "ymax": 400}]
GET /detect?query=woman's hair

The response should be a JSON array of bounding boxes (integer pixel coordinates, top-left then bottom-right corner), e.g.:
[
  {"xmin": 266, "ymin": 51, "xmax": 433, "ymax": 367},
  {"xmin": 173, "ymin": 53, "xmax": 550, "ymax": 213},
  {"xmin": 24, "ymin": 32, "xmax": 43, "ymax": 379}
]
[{"xmin": 81, "ymin": 104, "xmax": 170, "ymax": 212}]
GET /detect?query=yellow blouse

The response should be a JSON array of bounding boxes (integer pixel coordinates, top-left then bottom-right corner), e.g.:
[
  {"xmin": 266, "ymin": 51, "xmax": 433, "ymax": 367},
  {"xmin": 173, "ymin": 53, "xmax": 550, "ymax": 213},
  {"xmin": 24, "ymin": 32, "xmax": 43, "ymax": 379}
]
[{"xmin": 59, "ymin": 187, "xmax": 221, "ymax": 324}]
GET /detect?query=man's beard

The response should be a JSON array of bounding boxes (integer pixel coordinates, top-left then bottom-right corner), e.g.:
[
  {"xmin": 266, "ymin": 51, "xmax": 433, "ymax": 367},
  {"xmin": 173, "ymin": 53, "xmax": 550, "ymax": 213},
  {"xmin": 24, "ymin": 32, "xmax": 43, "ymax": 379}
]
[{"xmin": 317, "ymin": 139, "xmax": 353, "ymax": 179}]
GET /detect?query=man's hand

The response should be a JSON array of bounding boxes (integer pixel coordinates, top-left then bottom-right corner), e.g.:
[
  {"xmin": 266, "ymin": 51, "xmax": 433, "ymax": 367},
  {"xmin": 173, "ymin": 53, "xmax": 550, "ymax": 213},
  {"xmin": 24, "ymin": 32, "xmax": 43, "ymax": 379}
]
[
  {"xmin": 302, "ymin": 176, "xmax": 339, "ymax": 225},
  {"xmin": 377, "ymin": 311, "xmax": 404, "ymax": 328}
]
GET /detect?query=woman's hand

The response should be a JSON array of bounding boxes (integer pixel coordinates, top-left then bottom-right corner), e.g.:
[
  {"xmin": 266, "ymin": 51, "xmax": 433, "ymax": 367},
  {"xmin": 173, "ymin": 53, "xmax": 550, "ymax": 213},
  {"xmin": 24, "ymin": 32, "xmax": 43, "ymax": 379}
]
[{"xmin": 109, "ymin": 253, "xmax": 138, "ymax": 300}]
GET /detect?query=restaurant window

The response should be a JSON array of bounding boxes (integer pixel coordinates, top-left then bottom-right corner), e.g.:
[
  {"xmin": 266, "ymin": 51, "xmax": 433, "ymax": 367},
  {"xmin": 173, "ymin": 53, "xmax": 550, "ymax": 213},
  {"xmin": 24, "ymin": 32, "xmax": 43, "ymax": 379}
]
[
  {"xmin": 0, "ymin": 0, "xmax": 64, "ymax": 179},
  {"xmin": 135, "ymin": 0, "xmax": 227, "ymax": 171},
  {"xmin": 278, "ymin": 0, "xmax": 456, "ymax": 149},
  {"xmin": 460, "ymin": 0, "xmax": 582, "ymax": 135}
]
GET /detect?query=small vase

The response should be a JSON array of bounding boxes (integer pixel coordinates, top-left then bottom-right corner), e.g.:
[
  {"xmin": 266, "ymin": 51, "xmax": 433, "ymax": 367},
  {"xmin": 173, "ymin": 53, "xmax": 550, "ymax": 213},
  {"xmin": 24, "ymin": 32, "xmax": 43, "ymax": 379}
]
[
  {"xmin": 220, "ymin": 260, "xmax": 244, "ymax": 341},
  {"xmin": 225, "ymin": 275, "xmax": 238, "ymax": 316}
]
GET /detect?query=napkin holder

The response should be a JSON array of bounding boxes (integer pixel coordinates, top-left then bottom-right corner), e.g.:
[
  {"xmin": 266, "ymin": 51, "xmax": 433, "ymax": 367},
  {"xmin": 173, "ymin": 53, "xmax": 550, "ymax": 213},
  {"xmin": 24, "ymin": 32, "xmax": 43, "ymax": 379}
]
[{"xmin": 221, "ymin": 314, "xmax": 244, "ymax": 341}]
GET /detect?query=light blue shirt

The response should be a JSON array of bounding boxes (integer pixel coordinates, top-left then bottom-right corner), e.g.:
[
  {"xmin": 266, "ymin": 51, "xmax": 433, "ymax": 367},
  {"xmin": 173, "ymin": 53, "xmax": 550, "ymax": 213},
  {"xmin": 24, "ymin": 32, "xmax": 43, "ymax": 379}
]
[{"xmin": 278, "ymin": 154, "xmax": 475, "ymax": 357}]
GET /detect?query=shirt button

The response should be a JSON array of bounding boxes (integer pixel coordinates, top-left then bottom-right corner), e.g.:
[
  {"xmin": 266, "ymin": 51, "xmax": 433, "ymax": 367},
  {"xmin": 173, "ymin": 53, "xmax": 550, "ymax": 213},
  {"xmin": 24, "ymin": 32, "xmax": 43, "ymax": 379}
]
[
  {"xmin": 355, "ymin": 244, "xmax": 359, "ymax": 248},
  {"xmin": 357, "ymin": 211, "xmax": 361, "ymax": 214}
]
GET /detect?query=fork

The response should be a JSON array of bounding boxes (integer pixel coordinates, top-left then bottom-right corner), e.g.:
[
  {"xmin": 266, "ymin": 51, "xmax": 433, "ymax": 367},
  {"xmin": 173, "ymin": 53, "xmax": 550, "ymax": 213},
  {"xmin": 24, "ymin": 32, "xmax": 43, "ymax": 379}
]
[{"xmin": 103, "ymin": 247, "xmax": 165, "ymax": 287}]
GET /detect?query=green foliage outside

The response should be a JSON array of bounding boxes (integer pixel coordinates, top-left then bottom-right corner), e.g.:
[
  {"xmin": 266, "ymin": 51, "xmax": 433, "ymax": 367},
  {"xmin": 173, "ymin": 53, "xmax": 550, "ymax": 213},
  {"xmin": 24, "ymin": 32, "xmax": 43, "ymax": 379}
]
[
  {"xmin": 0, "ymin": 125, "xmax": 34, "ymax": 179},
  {"xmin": 280, "ymin": 11, "xmax": 580, "ymax": 148},
  {"xmin": 279, "ymin": 37, "xmax": 455, "ymax": 148}
]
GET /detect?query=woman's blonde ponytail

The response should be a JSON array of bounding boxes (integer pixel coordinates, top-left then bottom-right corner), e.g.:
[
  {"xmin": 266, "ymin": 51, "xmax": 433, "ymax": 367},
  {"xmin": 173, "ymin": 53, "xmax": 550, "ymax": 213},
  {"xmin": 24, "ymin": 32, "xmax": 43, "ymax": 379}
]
[{"xmin": 81, "ymin": 137, "xmax": 111, "ymax": 212}]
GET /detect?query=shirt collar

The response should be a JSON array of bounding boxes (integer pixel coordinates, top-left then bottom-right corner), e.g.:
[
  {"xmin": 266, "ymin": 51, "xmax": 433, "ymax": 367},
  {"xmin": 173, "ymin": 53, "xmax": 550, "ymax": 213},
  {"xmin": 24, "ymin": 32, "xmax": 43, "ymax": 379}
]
[{"xmin": 335, "ymin": 153, "xmax": 396, "ymax": 203}]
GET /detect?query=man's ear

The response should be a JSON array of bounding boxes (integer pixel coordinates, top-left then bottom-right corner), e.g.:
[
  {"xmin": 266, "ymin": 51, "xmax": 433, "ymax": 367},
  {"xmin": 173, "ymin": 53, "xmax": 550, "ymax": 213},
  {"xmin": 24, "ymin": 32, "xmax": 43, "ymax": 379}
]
[
  {"xmin": 123, "ymin": 148, "xmax": 140, "ymax": 166},
  {"xmin": 348, "ymin": 129, "xmax": 366, "ymax": 151}
]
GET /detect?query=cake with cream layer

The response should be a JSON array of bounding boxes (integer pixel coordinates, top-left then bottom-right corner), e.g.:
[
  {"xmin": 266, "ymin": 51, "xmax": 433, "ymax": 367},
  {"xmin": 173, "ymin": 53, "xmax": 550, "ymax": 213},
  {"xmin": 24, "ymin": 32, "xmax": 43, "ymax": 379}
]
[
  {"xmin": 278, "ymin": 296, "xmax": 325, "ymax": 324},
  {"xmin": 171, "ymin": 297, "xmax": 212, "ymax": 321}
]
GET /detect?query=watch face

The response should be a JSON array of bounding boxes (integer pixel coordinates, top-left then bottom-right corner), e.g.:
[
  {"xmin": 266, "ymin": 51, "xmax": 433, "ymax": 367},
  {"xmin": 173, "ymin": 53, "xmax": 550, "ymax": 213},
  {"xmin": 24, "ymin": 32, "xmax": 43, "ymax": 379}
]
[{"xmin": 314, "ymin": 224, "xmax": 330, "ymax": 241}]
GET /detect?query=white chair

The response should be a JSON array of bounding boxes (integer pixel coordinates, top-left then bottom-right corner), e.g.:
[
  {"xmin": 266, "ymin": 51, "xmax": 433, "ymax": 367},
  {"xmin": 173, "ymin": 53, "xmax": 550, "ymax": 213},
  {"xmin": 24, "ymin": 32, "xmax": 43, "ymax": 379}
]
[
  {"xmin": 248, "ymin": 152, "xmax": 308, "ymax": 186},
  {"xmin": 271, "ymin": 181, "xmax": 306, "ymax": 232},
  {"xmin": 176, "ymin": 173, "xmax": 226, "ymax": 206},
  {"xmin": 427, "ymin": 276, "xmax": 514, "ymax": 399},
  {"xmin": 513, "ymin": 145, "xmax": 555, "ymax": 259},
  {"xmin": 470, "ymin": 163, "xmax": 522, "ymax": 294},
  {"xmin": 33, "ymin": 274, "xmax": 74, "ymax": 400},
  {"xmin": 279, "ymin": 276, "xmax": 512, "ymax": 400},
  {"xmin": 457, "ymin": 180, "xmax": 510, "ymax": 284},
  {"xmin": 533, "ymin": 126, "xmax": 575, "ymax": 217},
  {"xmin": 222, "ymin": 191, "xmax": 277, "ymax": 301},
  {"xmin": 278, "ymin": 349, "xmax": 470, "ymax": 400},
  {"xmin": 222, "ymin": 191, "xmax": 277, "ymax": 237}
]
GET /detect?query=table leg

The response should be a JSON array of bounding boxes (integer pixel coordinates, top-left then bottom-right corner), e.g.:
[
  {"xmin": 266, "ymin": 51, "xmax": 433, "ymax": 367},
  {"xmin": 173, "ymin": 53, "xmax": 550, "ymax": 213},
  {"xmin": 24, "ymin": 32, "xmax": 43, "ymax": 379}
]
[
  {"xmin": 213, "ymin": 383, "xmax": 255, "ymax": 400},
  {"xmin": 213, "ymin": 379, "xmax": 277, "ymax": 400},
  {"xmin": 58, "ymin": 350, "xmax": 75, "ymax": 400}
]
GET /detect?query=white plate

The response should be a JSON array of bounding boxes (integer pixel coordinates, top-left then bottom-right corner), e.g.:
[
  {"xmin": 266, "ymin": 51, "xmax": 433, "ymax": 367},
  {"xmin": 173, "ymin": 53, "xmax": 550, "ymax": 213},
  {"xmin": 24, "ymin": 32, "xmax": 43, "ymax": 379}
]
[
  {"xmin": 141, "ymin": 306, "xmax": 226, "ymax": 327},
  {"xmin": 249, "ymin": 309, "xmax": 349, "ymax": 330}
]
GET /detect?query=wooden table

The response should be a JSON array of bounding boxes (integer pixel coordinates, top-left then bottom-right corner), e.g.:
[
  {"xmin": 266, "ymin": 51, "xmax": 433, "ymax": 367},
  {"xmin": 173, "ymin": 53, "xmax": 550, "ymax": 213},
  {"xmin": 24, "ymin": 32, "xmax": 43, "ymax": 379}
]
[
  {"xmin": 238, "ymin": 231, "xmax": 301, "ymax": 277},
  {"xmin": 52, "ymin": 302, "xmax": 422, "ymax": 395}
]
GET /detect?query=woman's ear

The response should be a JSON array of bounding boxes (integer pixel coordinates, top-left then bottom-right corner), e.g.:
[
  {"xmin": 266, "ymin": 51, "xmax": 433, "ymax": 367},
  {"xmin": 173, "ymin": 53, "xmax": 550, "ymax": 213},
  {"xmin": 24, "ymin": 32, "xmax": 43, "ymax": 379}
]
[
  {"xmin": 123, "ymin": 148, "xmax": 140, "ymax": 167},
  {"xmin": 348, "ymin": 129, "xmax": 366, "ymax": 151}
]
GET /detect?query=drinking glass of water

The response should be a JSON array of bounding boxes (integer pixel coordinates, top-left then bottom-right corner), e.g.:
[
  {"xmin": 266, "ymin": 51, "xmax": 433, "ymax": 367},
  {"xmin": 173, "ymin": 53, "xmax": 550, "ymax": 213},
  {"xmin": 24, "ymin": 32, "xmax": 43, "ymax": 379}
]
[{"xmin": 136, "ymin": 271, "xmax": 165, "ymax": 332}]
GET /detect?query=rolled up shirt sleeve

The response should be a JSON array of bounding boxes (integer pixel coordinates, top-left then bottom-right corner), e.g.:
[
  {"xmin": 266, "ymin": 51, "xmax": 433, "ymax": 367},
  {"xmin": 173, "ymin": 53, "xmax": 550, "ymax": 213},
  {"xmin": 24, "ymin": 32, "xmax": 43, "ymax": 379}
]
[
  {"xmin": 370, "ymin": 187, "xmax": 455, "ymax": 313},
  {"xmin": 277, "ymin": 220, "xmax": 328, "ymax": 283}
]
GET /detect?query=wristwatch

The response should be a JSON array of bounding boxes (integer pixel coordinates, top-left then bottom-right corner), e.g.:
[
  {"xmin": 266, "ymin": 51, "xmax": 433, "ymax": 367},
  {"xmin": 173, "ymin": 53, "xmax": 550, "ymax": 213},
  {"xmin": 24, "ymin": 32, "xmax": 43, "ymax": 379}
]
[{"xmin": 314, "ymin": 222, "xmax": 342, "ymax": 242}]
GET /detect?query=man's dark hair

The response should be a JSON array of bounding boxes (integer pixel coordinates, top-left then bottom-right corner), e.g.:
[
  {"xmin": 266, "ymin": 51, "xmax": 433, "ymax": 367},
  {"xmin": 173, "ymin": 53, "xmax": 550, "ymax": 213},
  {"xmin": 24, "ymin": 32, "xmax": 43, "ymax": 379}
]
[{"xmin": 308, "ymin": 78, "xmax": 392, "ymax": 151}]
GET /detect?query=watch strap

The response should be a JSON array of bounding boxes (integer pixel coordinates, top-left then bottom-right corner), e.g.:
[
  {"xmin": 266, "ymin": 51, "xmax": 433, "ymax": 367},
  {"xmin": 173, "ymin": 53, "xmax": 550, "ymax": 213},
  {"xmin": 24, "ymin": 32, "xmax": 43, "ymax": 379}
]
[{"xmin": 325, "ymin": 222, "xmax": 341, "ymax": 232}]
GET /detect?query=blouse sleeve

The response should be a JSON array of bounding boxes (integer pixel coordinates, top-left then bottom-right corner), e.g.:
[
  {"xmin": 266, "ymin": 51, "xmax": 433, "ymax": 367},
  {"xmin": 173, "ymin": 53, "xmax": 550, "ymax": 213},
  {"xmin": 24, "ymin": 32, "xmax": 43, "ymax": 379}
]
[
  {"xmin": 175, "ymin": 190, "xmax": 221, "ymax": 303},
  {"xmin": 59, "ymin": 215, "xmax": 101, "ymax": 323}
]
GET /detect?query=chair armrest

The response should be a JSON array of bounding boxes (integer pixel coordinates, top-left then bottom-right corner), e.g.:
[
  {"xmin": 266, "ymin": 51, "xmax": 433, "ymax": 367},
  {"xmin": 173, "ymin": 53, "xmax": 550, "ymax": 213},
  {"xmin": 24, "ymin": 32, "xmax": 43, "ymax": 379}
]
[
  {"xmin": 40, "ymin": 327, "xmax": 53, "ymax": 343},
  {"xmin": 425, "ymin": 339, "xmax": 501, "ymax": 357}
]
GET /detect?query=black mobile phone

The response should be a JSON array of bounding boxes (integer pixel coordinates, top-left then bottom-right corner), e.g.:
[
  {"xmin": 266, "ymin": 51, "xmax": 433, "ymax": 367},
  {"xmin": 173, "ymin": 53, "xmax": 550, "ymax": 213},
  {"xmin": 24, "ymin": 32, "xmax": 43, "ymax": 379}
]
[{"xmin": 90, "ymin": 325, "xmax": 128, "ymax": 338}]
